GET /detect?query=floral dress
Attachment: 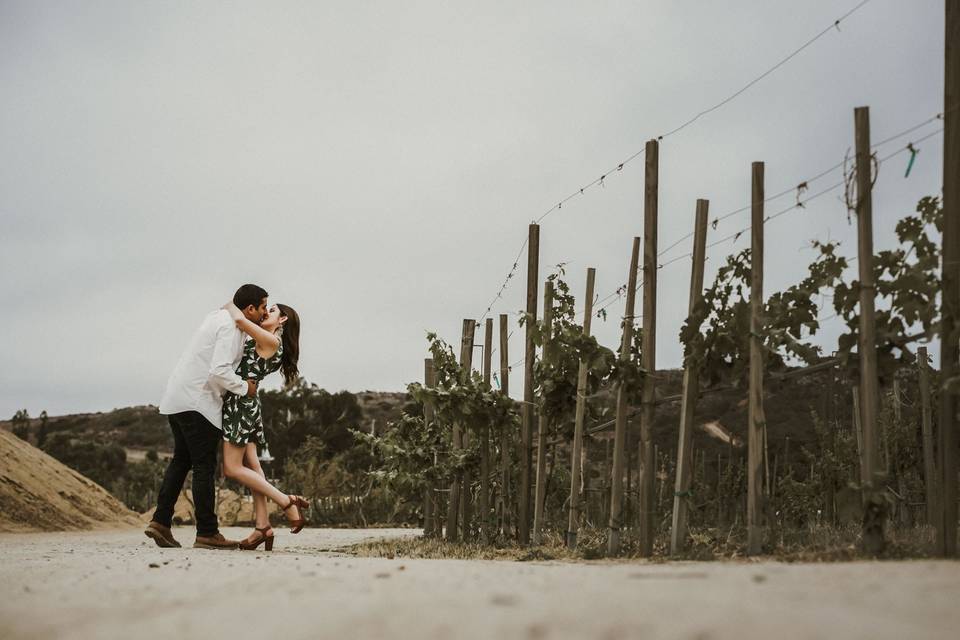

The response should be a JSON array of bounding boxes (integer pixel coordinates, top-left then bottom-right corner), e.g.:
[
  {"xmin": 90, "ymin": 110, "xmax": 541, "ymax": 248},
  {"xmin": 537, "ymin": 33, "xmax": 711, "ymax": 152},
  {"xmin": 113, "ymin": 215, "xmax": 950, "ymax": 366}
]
[{"xmin": 221, "ymin": 338, "xmax": 282, "ymax": 446}]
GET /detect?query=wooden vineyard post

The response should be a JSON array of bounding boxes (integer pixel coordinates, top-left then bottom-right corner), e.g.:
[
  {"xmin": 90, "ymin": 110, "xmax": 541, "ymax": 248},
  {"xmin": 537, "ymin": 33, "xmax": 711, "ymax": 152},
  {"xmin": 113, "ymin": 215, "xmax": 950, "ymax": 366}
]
[
  {"xmin": 852, "ymin": 385, "xmax": 864, "ymax": 474},
  {"xmin": 498, "ymin": 313, "xmax": 512, "ymax": 538},
  {"xmin": 520, "ymin": 223, "xmax": 540, "ymax": 544},
  {"xmin": 654, "ymin": 444, "xmax": 661, "ymax": 520},
  {"xmin": 626, "ymin": 442, "xmax": 633, "ymax": 526},
  {"xmin": 604, "ymin": 438, "xmax": 611, "ymax": 525},
  {"xmin": 854, "ymin": 106, "xmax": 886, "ymax": 554},
  {"xmin": 824, "ymin": 364, "xmax": 837, "ymax": 525},
  {"xmin": 532, "ymin": 280, "xmax": 555, "ymax": 545},
  {"xmin": 891, "ymin": 379, "xmax": 902, "ymax": 472},
  {"xmin": 460, "ymin": 321, "xmax": 476, "ymax": 540},
  {"xmin": 607, "ymin": 237, "xmax": 641, "ymax": 555},
  {"xmin": 480, "ymin": 317, "xmax": 493, "ymax": 543},
  {"xmin": 893, "ymin": 378, "xmax": 907, "ymax": 526},
  {"xmin": 716, "ymin": 452, "xmax": 723, "ymax": 525},
  {"xmin": 670, "ymin": 199, "xmax": 709, "ymax": 555},
  {"xmin": 423, "ymin": 358, "xmax": 437, "ymax": 537},
  {"xmin": 747, "ymin": 161, "xmax": 767, "ymax": 556},
  {"xmin": 638, "ymin": 139, "xmax": 659, "ymax": 557},
  {"xmin": 566, "ymin": 267, "xmax": 596, "ymax": 549},
  {"xmin": 918, "ymin": 346, "xmax": 938, "ymax": 526},
  {"xmin": 446, "ymin": 318, "xmax": 475, "ymax": 541},
  {"xmin": 938, "ymin": 0, "xmax": 959, "ymax": 558}
]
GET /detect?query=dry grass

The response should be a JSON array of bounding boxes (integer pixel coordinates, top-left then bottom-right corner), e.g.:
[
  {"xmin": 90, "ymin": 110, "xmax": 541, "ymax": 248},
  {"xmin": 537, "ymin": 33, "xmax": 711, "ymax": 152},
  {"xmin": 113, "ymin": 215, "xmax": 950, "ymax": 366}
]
[
  {"xmin": 346, "ymin": 533, "xmax": 580, "ymax": 562},
  {"xmin": 345, "ymin": 524, "xmax": 944, "ymax": 563}
]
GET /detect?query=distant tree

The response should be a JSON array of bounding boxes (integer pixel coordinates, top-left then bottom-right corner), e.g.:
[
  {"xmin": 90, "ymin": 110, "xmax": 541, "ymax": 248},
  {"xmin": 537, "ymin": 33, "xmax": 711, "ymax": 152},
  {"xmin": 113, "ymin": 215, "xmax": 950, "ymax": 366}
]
[
  {"xmin": 11, "ymin": 409, "xmax": 30, "ymax": 441},
  {"xmin": 145, "ymin": 449, "xmax": 159, "ymax": 462},
  {"xmin": 112, "ymin": 457, "xmax": 166, "ymax": 513},
  {"xmin": 261, "ymin": 380, "xmax": 363, "ymax": 468},
  {"xmin": 42, "ymin": 432, "xmax": 126, "ymax": 489},
  {"xmin": 36, "ymin": 410, "xmax": 49, "ymax": 448}
]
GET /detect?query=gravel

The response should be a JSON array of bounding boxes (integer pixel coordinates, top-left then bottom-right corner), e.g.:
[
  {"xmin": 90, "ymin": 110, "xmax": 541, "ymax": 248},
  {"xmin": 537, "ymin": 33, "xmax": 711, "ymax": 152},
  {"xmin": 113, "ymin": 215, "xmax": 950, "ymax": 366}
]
[{"xmin": 0, "ymin": 527, "xmax": 956, "ymax": 640}]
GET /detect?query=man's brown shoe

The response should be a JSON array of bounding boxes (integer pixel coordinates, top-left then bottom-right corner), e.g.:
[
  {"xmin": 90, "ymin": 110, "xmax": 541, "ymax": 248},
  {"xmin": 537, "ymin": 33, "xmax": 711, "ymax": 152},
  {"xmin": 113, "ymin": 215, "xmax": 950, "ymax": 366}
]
[
  {"xmin": 193, "ymin": 532, "xmax": 240, "ymax": 550},
  {"xmin": 145, "ymin": 522, "xmax": 181, "ymax": 548}
]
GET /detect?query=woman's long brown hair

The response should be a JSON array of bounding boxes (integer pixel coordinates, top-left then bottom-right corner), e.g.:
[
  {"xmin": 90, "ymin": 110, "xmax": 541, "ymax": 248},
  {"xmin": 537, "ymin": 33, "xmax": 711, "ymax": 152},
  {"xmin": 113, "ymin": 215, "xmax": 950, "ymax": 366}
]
[{"xmin": 276, "ymin": 304, "xmax": 300, "ymax": 386}]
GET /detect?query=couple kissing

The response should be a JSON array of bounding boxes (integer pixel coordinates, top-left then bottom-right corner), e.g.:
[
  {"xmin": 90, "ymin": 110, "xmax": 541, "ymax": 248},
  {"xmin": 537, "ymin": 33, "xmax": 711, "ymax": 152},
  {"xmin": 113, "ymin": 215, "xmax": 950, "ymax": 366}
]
[{"xmin": 145, "ymin": 284, "xmax": 306, "ymax": 551}]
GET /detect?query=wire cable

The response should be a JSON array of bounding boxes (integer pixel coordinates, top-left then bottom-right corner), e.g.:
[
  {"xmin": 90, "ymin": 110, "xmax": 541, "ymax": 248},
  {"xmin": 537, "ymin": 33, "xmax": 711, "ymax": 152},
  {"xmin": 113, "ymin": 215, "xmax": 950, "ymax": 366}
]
[{"xmin": 476, "ymin": 0, "xmax": 876, "ymax": 323}]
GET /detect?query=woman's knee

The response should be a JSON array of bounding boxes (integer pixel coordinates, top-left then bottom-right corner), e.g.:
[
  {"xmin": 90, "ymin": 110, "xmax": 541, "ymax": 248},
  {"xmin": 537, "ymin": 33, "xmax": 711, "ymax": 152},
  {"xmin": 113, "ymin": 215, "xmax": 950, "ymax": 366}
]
[{"xmin": 222, "ymin": 459, "xmax": 243, "ymax": 479}]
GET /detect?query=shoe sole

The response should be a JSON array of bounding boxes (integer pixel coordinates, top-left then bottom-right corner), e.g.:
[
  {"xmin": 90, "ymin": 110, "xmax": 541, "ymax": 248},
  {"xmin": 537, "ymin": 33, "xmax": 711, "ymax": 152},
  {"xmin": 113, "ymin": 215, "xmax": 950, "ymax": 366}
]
[
  {"xmin": 145, "ymin": 528, "xmax": 181, "ymax": 548},
  {"xmin": 192, "ymin": 542, "xmax": 240, "ymax": 550}
]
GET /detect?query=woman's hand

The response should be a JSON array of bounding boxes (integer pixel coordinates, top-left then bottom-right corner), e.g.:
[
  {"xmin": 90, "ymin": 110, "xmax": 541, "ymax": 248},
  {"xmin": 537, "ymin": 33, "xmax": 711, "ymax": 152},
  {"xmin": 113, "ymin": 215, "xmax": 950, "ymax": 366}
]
[
  {"xmin": 227, "ymin": 303, "xmax": 280, "ymax": 356},
  {"xmin": 223, "ymin": 301, "xmax": 244, "ymax": 322}
]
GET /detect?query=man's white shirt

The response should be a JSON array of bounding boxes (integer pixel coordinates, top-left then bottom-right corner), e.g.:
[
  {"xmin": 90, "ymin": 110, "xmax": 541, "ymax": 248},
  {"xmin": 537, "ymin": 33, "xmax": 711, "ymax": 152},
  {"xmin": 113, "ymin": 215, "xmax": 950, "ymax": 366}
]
[{"xmin": 159, "ymin": 309, "xmax": 248, "ymax": 429}]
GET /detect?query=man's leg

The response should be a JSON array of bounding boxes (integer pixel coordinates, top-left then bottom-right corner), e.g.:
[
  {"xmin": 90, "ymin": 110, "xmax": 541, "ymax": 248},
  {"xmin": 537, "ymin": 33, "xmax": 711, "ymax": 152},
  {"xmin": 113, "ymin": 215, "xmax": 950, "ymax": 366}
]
[
  {"xmin": 177, "ymin": 411, "xmax": 223, "ymax": 537},
  {"xmin": 146, "ymin": 415, "xmax": 191, "ymax": 547}
]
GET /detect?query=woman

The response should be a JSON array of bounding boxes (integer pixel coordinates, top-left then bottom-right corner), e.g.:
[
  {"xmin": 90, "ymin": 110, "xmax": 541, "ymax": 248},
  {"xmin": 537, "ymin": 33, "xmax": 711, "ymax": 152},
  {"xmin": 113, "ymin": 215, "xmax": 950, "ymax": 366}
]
[{"xmin": 221, "ymin": 300, "xmax": 306, "ymax": 551}]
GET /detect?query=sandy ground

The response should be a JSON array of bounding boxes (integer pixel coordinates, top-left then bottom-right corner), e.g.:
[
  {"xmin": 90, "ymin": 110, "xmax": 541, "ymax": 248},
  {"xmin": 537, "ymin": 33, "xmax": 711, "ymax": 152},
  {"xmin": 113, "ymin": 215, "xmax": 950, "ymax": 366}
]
[{"xmin": 0, "ymin": 527, "xmax": 957, "ymax": 640}]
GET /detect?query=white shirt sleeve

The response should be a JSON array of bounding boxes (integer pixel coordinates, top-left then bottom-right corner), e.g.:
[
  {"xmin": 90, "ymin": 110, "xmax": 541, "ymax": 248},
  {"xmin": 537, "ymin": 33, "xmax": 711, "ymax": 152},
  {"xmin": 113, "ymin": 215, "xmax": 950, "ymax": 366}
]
[{"xmin": 208, "ymin": 322, "xmax": 248, "ymax": 397}]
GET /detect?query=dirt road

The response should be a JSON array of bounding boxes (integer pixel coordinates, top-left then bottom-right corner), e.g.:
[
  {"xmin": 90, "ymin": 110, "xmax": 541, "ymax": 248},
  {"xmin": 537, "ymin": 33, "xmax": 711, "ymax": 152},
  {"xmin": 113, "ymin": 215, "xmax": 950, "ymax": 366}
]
[{"xmin": 0, "ymin": 527, "xmax": 956, "ymax": 640}]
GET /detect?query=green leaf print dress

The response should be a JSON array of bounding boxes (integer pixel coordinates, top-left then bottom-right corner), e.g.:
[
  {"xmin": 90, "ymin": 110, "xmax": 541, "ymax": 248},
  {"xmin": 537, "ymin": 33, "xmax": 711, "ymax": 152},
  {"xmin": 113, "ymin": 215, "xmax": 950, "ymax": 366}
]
[{"xmin": 222, "ymin": 338, "xmax": 283, "ymax": 446}]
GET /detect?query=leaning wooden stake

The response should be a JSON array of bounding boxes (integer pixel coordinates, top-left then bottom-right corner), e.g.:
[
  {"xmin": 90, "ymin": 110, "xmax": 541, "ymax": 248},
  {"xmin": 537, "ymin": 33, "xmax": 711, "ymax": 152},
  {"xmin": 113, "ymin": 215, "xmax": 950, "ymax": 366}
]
[
  {"xmin": 763, "ymin": 412, "xmax": 771, "ymax": 497},
  {"xmin": 938, "ymin": 0, "xmax": 959, "ymax": 558},
  {"xmin": 532, "ymin": 280, "xmax": 555, "ymax": 544},
  {"xmin": 603, "ymin": 438, "xmax": 611, "ymax": 525},
  {"xmin": 423, "ymin": 358, "xmax": 437, "ymax": 537},
  {"xmin": 852, "ymin": 385, "xmax": 864, "ymax": 473},
  {"xmin": 918, "ymin": 346, "xmax": 938, "ymax": 526},
  {"xmin": 670, "ymin": 199, "xmax": 709, "ymax": 555},
  {"xmin": 566, "ymin": 267, "xmax": 596, "ymax": 549},
  {"xmin": 498, "ymin": 313, "xmax": 512, "ymax": 539},
  {"xmin": 637, "ymin": 139, "xmax": 659, "ymax": 557},
  {"xmin": 854, "ymin": 106, "xmax": 886, "ymax": 554},
  {"xmin": 747, "ymin": 161, "xmax": 767, "ymax": 556},
  {"xmin": 607, "ymin": 237, "xmax": 641, "ymax": 555},
  {"xmin": 446, "ymin": 318, "xmax": 475, "ymax": 541},
  {"xmin": 480, "ymin": 317, "xmax": 493, "ymax": 543},
  {"xmin": 520, "ymin": 224, "xmax": 540, "ymax": 544}
]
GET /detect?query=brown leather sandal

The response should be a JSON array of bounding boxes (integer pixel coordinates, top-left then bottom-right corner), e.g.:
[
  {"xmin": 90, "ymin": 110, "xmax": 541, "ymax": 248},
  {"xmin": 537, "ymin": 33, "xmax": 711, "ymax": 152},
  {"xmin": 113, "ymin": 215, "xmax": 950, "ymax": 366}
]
[
  {"xmin": 239, "ymin": 526, "xmax": 274, "ymax": 551},
  {"xmin": 281, "ymin": 495, "xmax": 306, "ymax": 533}
]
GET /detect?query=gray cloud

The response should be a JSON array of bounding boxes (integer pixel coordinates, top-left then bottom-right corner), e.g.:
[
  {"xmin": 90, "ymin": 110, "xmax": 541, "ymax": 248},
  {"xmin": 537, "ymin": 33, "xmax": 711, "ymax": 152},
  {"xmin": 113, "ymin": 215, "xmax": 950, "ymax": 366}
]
[{"xmin": 0, "ymin": 0, "xmax": 945, "ymax": 417}]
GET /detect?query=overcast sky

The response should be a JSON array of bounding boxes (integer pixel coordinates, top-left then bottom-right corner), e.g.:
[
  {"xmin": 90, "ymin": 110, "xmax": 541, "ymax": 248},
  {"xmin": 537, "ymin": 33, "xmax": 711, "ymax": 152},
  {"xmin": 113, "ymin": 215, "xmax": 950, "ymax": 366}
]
[{"xmin": 0, "ymin": 0, "xmax": 947, "ymax": 418}]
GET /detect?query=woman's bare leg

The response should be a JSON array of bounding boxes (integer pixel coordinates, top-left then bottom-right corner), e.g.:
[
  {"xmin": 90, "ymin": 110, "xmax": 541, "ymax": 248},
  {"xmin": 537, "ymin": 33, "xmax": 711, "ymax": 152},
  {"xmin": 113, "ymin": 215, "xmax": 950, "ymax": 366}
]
[
  {"xmin": 243, "ymin": 444, "xmax": 271, "ymax": 529},
  {"xmin": 223, "ymin": 442, "xmax": 300, "ymax": 522}
]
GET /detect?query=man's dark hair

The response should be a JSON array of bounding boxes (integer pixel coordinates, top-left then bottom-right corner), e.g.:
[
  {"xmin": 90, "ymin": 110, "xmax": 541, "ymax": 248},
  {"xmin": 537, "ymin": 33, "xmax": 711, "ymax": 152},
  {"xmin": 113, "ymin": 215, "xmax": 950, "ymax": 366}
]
[{"xmin": 233, "ymin": 284, "xmax": 269, "ymax": 310}]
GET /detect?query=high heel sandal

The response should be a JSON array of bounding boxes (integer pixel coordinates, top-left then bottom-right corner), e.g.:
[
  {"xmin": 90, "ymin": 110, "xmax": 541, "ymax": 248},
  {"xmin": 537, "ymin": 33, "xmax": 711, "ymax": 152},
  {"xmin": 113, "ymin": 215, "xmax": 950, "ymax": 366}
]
[
  {"xmin": 281, "ymin": 495, "xmax": 306, "ymax": 534},
  {"xmin": 238, "ymin": 526, "xmax": 274, "ymax": 551}
]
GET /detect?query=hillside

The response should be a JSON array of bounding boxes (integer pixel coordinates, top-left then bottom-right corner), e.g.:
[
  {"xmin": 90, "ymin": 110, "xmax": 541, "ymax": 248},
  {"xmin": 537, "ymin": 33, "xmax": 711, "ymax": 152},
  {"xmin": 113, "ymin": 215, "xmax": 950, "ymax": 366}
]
[
  {"xmin": 0, "ymin": 428, "xmax": 140, "ymax": 532},
  {"xmin": 356, "ymin": 391, "xmax": 412, "ymax": 435},
  {"xmin": 1, "ymin": 373, "xmax": 854, "ymax": 465},
  {"xmin": 0, "ymin": 370, "xmax": 905, "ymax": 529},
  {"xmin": 642, "ymin": 368, "xmax": 847, "ymax": 457},
  {"xmin": 2, "ymin": 391, "xmax": 411, "ymax": 454}
]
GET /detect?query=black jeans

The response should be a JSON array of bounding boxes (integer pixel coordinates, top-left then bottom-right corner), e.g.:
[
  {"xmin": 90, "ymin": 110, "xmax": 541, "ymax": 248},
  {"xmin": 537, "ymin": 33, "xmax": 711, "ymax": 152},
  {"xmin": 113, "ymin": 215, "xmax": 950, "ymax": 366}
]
[{"xmin": 152, "ymin": 411, "xmax": 221, "ymax": 536}]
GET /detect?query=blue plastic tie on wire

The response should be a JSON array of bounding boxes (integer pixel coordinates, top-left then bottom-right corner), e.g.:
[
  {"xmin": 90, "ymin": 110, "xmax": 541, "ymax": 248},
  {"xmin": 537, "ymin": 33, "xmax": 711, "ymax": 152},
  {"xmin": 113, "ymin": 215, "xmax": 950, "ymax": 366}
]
[{"xmin": 905, "ymin": 143, "xmax": 919, "ymax": 178}]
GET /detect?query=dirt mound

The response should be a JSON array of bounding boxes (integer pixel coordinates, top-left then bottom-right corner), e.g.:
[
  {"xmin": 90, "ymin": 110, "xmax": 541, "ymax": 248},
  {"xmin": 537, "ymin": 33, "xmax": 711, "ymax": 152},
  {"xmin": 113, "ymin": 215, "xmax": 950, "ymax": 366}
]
[{"xmin": 0, "ymin": 429, "xmax": 140, "ymax": 532}]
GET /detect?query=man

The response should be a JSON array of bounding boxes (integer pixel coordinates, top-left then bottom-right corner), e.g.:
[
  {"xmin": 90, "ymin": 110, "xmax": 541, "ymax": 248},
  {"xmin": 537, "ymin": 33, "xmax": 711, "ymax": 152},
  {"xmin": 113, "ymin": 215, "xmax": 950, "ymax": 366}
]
[{"xmin": 145, "ymin": 284, "xmax": 269, "ymax": 549}]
